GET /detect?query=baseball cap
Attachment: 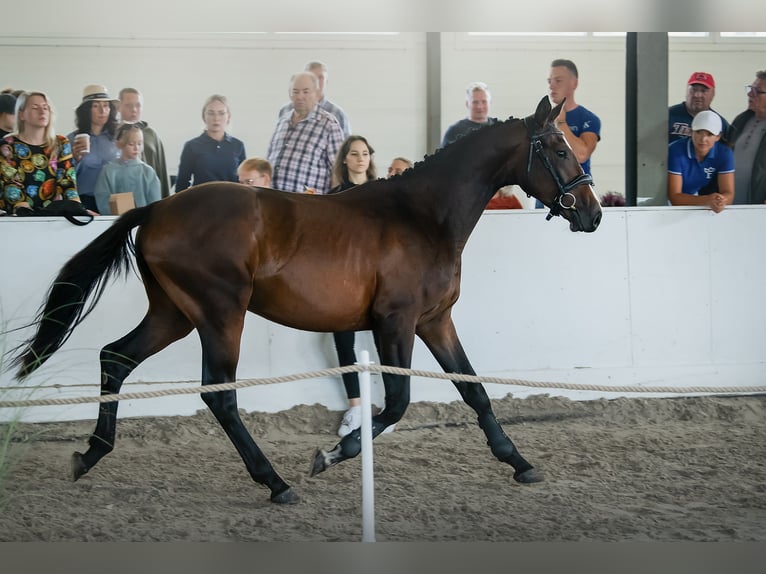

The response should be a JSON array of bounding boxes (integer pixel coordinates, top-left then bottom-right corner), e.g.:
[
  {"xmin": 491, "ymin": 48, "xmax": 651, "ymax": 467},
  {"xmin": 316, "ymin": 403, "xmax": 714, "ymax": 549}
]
[
  {"xmin": 687, "ymin": 72, "xmax": 715, "ymax": 89},
  {"xmin": 0, "ymin": 93, "xmax": 16, "ymax": 115},
  {"xmin": 691, "ymin": 110, "xmax": 722, "ymax": 135}
]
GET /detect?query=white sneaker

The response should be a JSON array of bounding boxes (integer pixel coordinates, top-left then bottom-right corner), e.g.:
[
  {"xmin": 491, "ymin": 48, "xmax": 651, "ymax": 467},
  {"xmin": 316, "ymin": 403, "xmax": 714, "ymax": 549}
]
[{"xmin": 337, "ymin": 406, "xmax": 362, "ymax": 437}]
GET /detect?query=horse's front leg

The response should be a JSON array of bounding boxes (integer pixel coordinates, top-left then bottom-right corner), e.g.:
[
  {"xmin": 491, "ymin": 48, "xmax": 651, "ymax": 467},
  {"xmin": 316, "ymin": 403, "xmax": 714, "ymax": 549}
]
[
  {"xmin": 310, "ymin": 320, "xmax": 415, "ymax": 477},
  {"xmin": 418, "ymin": 314, "xmax": 543, "ymax": 484}
]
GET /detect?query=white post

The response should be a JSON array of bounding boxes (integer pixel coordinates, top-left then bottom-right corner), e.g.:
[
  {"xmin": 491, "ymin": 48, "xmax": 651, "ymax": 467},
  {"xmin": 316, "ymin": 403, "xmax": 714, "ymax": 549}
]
[{"xmin": 358, "ymin": 349, "xmax": 376, "ymax": 543}]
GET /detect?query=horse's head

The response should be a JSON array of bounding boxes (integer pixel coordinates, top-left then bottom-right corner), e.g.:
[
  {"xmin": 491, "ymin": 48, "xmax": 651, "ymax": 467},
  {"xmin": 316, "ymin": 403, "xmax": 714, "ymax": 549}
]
[{"xmin": 520, "ymin": 96, "xmax": 602, "ymax": 232}]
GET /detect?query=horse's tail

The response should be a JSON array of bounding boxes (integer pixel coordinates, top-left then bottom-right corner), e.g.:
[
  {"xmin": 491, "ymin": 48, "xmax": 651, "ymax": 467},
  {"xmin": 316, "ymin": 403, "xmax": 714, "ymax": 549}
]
[{"xmin": 10, "ymin": 205, "xmax": 156, "ymax": 380}]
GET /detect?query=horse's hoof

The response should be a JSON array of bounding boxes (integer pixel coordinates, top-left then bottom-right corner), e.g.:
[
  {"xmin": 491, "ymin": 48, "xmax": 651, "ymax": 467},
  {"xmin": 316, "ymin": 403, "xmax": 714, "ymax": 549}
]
[
  {"xmin": 514, "ymin": 467, "xmax": 544, "ymax": 484},
  {"xmin": 71, "ymin": 452, "xmax": 88, "ymax": 481},
  {"xmin": 309, "ymin": 448, "xmax": 328, "ymax": 477},
  {"xmin": 271, "ymin": 487, "xmax": 300, "ymax": 505}
]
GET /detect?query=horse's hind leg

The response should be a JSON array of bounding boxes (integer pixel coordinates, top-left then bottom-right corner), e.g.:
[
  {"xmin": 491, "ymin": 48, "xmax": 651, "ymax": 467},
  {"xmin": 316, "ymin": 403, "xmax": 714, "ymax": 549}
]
[
  {"xmin": 72, "ymin": 303, "xmax": 193, "ymax": 481},
  {"xmin": 417, "ymin": 315, "xmax": 542, "ymax": 484},
  {"xmin": 196, "ymin": 321, "xmax": 298, "ymax": 505}
]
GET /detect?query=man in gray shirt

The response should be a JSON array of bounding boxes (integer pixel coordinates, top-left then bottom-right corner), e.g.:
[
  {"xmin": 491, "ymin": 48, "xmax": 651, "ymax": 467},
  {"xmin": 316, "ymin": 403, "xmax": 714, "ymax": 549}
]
[
  {"xmin": 731, "ymin": 70, "xmax": 766, "ymax": 204},
  {"xmin": 441, "ymin": 81, "xmax": 498, "ymax": 148}
]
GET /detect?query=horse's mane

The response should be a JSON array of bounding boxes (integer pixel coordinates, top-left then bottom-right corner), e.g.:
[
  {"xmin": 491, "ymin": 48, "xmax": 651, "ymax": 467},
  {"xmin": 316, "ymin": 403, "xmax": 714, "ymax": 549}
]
[{"xmin": 401, "ymin": 116, "xmax": 522, "ymax": 177}]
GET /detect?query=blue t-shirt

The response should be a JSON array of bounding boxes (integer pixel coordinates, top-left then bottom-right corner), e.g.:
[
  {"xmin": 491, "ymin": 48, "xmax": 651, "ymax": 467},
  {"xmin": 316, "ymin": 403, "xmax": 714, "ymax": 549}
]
[
  {"xmin": 667, "ymin": 138, "xmax": 734, "ymax": 195},
  {"xmin": 562, "ymin": 105, "xmax": 601, "ymax": 175}
]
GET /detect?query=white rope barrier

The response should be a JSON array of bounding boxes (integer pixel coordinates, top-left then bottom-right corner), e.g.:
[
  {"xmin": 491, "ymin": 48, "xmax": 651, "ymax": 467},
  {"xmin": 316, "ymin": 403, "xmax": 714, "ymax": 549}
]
[{"xmin": 1, "ymin": 362, "xmax": 764, "ymax": 409}]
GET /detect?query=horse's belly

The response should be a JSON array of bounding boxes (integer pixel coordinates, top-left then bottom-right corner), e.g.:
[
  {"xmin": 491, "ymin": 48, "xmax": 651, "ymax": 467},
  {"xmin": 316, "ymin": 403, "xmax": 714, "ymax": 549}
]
[{"xmin": 249, "ymin": 276, "xmax": 372, "ymax": 333}]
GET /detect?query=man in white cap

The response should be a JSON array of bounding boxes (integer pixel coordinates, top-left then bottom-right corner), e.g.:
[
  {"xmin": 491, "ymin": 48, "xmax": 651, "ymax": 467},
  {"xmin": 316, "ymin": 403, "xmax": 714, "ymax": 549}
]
[{"xmin": 667, "ymin": 110, "xmax": 734, "ymax": 213}]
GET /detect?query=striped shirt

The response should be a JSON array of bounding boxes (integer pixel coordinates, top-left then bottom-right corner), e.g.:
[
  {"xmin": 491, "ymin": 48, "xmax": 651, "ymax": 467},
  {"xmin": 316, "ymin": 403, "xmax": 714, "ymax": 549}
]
[{"xmin": 267, "ymin": 107, "xmax": 344, "ymax": 194}]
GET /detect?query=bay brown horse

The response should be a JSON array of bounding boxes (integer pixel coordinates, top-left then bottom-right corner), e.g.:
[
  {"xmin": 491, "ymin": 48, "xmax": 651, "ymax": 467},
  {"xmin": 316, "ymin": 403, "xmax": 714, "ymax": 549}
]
[{"xmin": 10, "ymin": 96, "xmax": 601, "ymax": 504}]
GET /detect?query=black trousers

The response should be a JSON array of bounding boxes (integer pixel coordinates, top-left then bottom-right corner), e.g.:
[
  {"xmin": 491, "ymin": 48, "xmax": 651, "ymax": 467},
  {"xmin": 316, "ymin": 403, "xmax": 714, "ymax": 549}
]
[{"xmin": 332, "ymin": 331, "xmax": 359, "ymax": 399}]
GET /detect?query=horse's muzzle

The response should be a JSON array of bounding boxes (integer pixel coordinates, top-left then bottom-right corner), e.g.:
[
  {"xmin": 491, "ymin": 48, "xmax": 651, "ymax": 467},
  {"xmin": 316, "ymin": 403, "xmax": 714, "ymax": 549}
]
[{"xmin": 569, "ymin": 206, "xmax": 602, "ymax": 233}]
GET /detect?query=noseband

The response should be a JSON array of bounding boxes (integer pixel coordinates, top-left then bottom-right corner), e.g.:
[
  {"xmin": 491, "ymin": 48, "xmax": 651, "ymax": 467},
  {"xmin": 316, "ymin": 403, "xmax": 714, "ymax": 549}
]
[{"xmin": 524, "ymin": 117, "xmax": 593, "ymax": 221}]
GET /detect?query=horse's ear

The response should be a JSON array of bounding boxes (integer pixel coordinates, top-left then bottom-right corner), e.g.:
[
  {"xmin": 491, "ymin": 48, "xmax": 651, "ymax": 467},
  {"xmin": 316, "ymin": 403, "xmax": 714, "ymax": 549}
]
[
  {"xmin": 549, "ymin": 98, "xmax": 565, "ymax": 125},
  {"xmin": 534, "ymin": 96, "xmax": 566, "ymax": 129},
  {"xmin": 533, "ymin": 96, "xmax": 552, "ymax": 128}
]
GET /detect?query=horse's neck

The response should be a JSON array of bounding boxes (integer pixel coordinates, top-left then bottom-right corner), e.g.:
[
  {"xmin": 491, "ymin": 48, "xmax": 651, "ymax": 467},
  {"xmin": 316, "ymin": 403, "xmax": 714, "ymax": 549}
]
[{"xmin": 414, "ymin": 122, "xmax": 525, "ymax": 243}]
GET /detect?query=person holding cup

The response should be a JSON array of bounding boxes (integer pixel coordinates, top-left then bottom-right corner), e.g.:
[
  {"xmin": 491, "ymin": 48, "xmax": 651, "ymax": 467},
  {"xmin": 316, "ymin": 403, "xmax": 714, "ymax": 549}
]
[
  {"xmin": 67, "ymin": 84, "xmax": 120, "ymax": 212},
  {"xmin": 0, "ymin": 91, "xmax": 81, "ymax": 215},
  {"xmin": 74, "ymin": 133, "xmax": 90, "ymax": 154}
]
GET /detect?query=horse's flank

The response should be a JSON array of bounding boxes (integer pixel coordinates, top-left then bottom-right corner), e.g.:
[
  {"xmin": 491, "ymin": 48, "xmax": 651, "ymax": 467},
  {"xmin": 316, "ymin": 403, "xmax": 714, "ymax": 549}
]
[{"xmin": 139, "ymin": 181, "xmax": 465, "ymax": 334}]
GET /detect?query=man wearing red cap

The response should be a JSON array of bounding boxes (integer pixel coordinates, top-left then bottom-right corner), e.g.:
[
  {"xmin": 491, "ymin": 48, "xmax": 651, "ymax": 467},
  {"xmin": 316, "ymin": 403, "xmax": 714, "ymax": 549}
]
[{"xmin": 669, "ymin": 72, "xmax": 731, "ymax": 143}]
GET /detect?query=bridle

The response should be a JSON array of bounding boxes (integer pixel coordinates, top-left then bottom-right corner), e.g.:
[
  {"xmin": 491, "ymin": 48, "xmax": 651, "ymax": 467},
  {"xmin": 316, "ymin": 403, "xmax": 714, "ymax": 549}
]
[{"xmin": 523, "ymin": 116, "xmax": 594, "ymax": 221}]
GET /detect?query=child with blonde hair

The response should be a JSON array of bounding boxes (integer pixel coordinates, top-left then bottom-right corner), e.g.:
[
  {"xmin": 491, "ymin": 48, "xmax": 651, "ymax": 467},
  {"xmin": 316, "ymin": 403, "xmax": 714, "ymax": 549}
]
[{"xmin": 94, "ymin": 123, "xmax": 160, "ymax": 214}]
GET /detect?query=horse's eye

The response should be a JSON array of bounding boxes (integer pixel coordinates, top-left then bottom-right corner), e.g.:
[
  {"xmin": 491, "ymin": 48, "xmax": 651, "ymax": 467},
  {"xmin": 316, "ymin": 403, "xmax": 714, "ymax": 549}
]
[{"xmin": 556, "ymin": 150, "xmax": 567, "ymax": 159}]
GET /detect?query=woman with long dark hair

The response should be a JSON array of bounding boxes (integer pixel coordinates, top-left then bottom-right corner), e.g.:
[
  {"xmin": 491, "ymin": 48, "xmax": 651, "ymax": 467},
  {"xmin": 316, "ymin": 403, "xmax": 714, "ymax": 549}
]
[
  {"xmin": 68, "ymin": 84, "xmax": 120, "ymax": 212},
  {"xmin": 327, "ymin": 135, "xmax": 390, "ymax": 437}
]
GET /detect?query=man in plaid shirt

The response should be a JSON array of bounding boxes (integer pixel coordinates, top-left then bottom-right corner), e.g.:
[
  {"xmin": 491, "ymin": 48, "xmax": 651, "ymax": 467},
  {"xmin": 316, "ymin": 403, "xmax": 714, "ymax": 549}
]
[
  {"xmin": 268, "ymin": 72, "xmax": 344, "ymax": 194},
  {"xmin": 277, "ymin": 61, "xmax": 352, "ymax": 139}
]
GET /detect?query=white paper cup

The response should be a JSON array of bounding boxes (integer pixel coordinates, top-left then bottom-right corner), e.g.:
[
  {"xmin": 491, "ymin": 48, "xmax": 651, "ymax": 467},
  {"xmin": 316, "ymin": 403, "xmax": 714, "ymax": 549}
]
[{"xmin": 74, "ymin": 133, "xmax": 90, "ymax": 154}]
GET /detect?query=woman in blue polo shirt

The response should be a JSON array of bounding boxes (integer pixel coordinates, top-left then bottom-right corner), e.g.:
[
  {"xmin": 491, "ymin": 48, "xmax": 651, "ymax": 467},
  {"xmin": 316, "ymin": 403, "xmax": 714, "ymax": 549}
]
[{"xmin": 668, "ymin": 110, "xmax": 734, "ymax": 213}]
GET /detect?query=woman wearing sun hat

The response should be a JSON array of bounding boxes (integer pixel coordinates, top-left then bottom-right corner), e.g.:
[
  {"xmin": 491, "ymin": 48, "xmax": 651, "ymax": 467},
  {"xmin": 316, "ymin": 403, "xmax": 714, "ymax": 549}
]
[
  {"xmin": 667, "ymin": 110, "xmax": 735, "ymax": 213},
  {"xmin": 67, "ymin": 84, "xmax": 120, "ymax": 212}
]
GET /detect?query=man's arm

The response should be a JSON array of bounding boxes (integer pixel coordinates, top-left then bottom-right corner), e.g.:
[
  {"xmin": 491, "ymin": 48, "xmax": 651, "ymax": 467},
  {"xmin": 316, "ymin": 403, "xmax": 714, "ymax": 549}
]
[{"xmin": 557, "ymin": 121, "xmax": 599, "ymax": 165}]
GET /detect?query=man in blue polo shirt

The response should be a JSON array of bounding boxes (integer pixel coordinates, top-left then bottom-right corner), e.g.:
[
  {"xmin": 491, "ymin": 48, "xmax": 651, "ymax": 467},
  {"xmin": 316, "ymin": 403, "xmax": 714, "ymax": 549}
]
[{"xmin": 667, "ymin": 110, "xmax": 734, "ymax": 213}]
